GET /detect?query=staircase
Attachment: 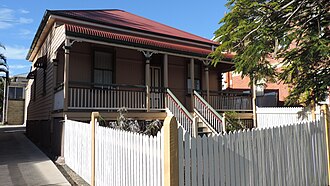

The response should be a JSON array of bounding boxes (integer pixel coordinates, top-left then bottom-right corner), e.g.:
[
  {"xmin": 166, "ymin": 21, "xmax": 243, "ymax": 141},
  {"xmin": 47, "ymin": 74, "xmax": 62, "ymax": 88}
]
[
  {"xmin": 195, "ymin": 112, "xmax": 214, "ymax": 137},
  {"xmin": 166, "ymin": 89, "xmax": 194, "ymax": 134},
  {"xmin": 194, "ymin": 91, "xmax": 225, "ymax": 135},
  {"xmin": 165, "ymin": 89, "xmax": 225, "ymax": 137}
]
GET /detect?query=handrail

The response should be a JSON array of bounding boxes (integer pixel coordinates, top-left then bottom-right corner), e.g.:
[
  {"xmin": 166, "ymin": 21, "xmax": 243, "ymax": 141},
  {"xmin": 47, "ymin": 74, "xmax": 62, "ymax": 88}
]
[
  {"xmin": 193, "ymin": 108, "xmax": 219, "ymax": 135},
  {"xmin": 166, "ymin": 89, "xmax": 193, "ymax": 134},
  {"xmin": 167, "ymin": 89, "xmax": 193, "ymax": 120},
  {"xmin": 200, "ymin": 90, "xmax": 252, "ymax": 96},
  {"xmin": 69, "ymin": 81, "xmax": 147, "ymax": 89},
  {"xmin": 194, "ymin": 90, "xmax": 224, "ymax": 133}
]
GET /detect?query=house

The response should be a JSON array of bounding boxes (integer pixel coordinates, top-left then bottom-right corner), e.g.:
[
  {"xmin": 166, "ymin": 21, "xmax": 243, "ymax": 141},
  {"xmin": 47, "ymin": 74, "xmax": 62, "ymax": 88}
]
[
  {"xmin": 222, "ymin": 55, "xmax": 290, "ymax": 107},
  {"xmin": 25, "ymin": 9, "xmax": 252, "ymax": 156},
  {"xmin": 5, "ymin": 74, "xmax": 28, "ymax": 125}
]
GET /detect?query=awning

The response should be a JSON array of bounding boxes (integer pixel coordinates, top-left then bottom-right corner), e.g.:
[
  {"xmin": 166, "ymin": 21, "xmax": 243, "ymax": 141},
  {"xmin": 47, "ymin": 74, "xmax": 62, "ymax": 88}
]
[
  {"xmin": 65, "ymin": 24, "xmax": 234, "ymax": 58},
  {"xmin": 27, "ymin": 69, "xmax": 36, "ymax": 79},
  {"xmin": 34, "ymin": 55, "xmax": 47, "ymax": 69}
]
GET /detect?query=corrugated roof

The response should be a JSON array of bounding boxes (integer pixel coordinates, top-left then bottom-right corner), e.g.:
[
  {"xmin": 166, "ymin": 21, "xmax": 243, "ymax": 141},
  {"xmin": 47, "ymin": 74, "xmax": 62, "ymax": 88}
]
[
  {"xmin": 65, "ymin": 24, "xmax": 213, "ymax": 57},
  {"xmin": 50, "ymin": 9, "xmax": 218, "ymax": 46}
]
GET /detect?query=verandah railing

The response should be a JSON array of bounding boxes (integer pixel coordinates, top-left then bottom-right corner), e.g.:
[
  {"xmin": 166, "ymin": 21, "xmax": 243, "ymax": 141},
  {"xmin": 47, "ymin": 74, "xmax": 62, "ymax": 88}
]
[
  {"xmin": 166, "ymin": 89, "xmax": 193, "ymax": 134},
  {"xmin": 150, "ymin": 87, "xmax": 166, "ymax": 110},
  {"xmin": 202, "ymin": 90, "xmax": 252, "ymax": 111},
  {"xmin": 194, "ymin": 91, "xmax": 224, "ymax": 133},
  {"xmin": 69, "ymin": 83, "xmax": 147, "ymax": 110},
  {"xmin": 68, "ymin": 82, "xmax": 166, "ymax": 110}
]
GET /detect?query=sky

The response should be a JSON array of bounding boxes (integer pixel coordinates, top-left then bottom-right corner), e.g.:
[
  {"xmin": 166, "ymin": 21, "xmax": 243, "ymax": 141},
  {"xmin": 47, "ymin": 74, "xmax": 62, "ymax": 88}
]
[{"xmin": 0, "ymin": 0, "xmax": 228, "ymax": 76}]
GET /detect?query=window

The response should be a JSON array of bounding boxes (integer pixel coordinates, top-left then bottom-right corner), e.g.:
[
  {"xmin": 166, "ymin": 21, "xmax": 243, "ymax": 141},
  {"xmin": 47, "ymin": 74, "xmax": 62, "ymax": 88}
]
[
  {"xmin": 94, "ymin": 51, "xmax": 114, "ymax": 85},
  {"xmin": 9, "ymin": 87, "xmax": 24, "ymax": 100},
  {"xmin": 187, "ymin": 63, "xmax": 201, "ymax": 93}
]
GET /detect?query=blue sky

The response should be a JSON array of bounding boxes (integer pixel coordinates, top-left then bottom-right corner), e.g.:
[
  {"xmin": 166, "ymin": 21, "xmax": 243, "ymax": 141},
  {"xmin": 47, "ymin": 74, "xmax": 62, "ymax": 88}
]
[{"xmin": 0, "ymin": 0, "xmax": 228, "ymax": 76}]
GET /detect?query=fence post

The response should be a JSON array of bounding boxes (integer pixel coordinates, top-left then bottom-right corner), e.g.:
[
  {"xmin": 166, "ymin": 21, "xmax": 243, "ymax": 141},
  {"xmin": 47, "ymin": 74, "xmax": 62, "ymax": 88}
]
[
  {"xmin": 91, "ymin": 112, "xmax": 99, "ymax": 186},
  {"xmin": 222, "ymin": 113, "xmax": 226, "ymax": 132},
  {"xmin": 321, "ymin": 105, "xmax": 330, "ymax": 185},
  {"xmin": 163, "ymin": 115, "xmax": 179, "ymax": 186}
]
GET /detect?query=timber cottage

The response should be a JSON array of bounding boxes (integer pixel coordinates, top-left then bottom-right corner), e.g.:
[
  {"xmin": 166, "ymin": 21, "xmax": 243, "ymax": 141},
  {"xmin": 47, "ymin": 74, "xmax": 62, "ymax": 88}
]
[{"xmin": 25, "ymin": 9, "xmax": 252, "ymax": 156}]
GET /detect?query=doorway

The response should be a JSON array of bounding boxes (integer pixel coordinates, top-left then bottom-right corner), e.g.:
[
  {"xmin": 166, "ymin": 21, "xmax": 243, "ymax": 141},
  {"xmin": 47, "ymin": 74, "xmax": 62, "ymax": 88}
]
[{"xmin": 150, "ymin": 66, "xmax": 163, "ymax": 109}]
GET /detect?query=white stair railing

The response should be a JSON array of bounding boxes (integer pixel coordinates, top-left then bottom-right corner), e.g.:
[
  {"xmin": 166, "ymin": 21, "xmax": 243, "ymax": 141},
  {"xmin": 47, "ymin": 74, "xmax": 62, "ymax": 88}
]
[
  {"xmin": 166, "ymin": 89, "xmax": 193, "ymax": 134},
  {"xmin": 194, "ymin": 91, "xmax": 225, "ymax": 133}
]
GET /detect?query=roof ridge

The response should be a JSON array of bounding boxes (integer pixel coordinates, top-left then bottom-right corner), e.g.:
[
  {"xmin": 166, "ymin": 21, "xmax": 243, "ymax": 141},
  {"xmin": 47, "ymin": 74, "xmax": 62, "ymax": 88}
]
[
  {"xmin": 49, "ymin": 9, "xmax": 217, "ymax": 46},
  {"xmin": 48, "ymin": 9, "xmax": 125, "ymax": 12}
]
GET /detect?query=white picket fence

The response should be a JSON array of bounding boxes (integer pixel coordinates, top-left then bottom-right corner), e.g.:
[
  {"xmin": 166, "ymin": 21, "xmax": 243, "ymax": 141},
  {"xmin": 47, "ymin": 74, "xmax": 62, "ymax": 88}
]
[
  {"xmin": 257, "ymin": 106, "xmax": 321, "ymax": 128},
  {"xmin": 178, "ymin": 120, "xmax": 328, "ymax": 186},
  {"xmin": 63, "ymin": 119, "xmax": 91, "ymax": 184},
  {"xmin": 64, "ymin": 119, "xmax": 164, "ymax": 186}
]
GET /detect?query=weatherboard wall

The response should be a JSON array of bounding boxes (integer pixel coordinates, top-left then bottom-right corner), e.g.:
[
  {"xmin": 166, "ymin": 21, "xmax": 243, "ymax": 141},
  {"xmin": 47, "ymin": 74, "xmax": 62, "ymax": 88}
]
[{"xmin": 27, "ymin": 25, "xmax": 65, "ymax": 120}]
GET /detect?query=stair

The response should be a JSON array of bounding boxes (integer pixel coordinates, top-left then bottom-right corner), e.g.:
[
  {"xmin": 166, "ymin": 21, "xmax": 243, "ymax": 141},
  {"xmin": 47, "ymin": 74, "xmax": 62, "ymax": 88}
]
[{"xmin": 196, "ymin": 118, "xmax": 213, "ymax": 137}]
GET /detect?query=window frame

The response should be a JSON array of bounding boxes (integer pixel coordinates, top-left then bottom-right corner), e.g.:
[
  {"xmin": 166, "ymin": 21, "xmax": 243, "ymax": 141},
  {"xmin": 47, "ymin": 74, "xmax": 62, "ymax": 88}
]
[
  {"xmin": 92, "ymin": 48, "xmax": 115, "ymax": 87},
  {"xmin": 8, "ymin": 86, "xmax": 24, "ymax": 100}
]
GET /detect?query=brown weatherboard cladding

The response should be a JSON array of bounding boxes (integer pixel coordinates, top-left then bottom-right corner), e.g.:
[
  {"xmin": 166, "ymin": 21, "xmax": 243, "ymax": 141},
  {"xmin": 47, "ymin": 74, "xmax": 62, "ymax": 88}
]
[{"xmin": 27, "ymin": 61, "xmax": 54, "ymax": 121}]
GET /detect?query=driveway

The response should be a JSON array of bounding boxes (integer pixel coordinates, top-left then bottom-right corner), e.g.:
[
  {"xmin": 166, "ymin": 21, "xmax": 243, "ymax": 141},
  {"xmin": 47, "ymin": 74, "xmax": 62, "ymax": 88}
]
[{"xmin": 0, "ymin": 125, "xmax": 70, "ymax": 186}]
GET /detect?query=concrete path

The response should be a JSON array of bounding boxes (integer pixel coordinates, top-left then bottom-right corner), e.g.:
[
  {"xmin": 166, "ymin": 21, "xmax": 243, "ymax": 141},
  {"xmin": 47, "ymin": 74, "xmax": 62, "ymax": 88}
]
[{"xmin": 0, "ymin": 125, "xmax": 70, "ymax": 186}]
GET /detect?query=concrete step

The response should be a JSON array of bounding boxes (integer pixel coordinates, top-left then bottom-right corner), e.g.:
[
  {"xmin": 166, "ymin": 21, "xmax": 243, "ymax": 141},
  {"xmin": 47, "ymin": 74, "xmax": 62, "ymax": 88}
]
[
  {"xmin": 198, "ymin": 127, "xmax": 211, "ymax": 133},
  {"xmin": 197, "ymin": 122, "xmax": 204, "ymax": 127},
  {"xmin": 198, "ymin": 131, "xmax": 212, "ymax": 137}
]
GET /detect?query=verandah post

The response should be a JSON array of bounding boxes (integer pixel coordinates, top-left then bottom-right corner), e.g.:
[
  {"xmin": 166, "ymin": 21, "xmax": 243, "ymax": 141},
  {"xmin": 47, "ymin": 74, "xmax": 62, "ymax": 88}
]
[
  {"xmin": 321, "ymin": 105, "xmax": 330, "ymax": 185},
  {"xmin": 163, "ymin": 115, "xmax": 179, "ymax": 186}
]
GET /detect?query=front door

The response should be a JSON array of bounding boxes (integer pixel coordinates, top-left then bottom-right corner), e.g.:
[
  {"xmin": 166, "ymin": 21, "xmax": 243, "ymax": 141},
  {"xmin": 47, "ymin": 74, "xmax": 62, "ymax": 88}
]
[{"xmin": 150, "ymin": 66, "xmax": 162, "ymax": 109}]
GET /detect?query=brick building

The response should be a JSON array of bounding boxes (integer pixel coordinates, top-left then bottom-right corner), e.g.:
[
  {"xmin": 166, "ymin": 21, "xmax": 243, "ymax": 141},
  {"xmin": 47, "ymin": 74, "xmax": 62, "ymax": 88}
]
[{"xmin": 7, "ymin": 74, "xmax": 28, "ymax": 125}]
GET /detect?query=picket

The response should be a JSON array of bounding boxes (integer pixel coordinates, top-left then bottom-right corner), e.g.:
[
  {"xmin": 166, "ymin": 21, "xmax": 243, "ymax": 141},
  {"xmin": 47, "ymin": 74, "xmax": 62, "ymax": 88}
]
[
  {"xmin": 179, "ymin": 119, "xmax": 328, "ymax": 186},
  {"xmin": 64, "ymin": 116, "xmax": 328, "ymax": 186},
  {"xmin": 196, "ymin": 136, "xmax": 203, "ymax": 186},
  {"xmin": 63, "ymin": 119, "xmax": 164, "ymax": 186},
  {"xmin": 257, "ymin": 106, "xmax": 322, "ymax": 128}
]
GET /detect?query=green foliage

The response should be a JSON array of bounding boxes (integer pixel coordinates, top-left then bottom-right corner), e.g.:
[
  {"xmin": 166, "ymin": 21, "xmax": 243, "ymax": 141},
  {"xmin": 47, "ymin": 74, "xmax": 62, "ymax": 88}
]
[
  {"xmin": 212, "ymin": 0, "xmax": 330, "ymax": 106},
  {"xmin": 224, "ymin": 111, "xmax": 247, "ymax": 132},
  {"xmin": 0, "ymin": 44, "xmax": 7, "ymax": 110},
  {"xmin": 0, "ymin": 44, "xmax": 6, "ymax": 65},
  {"xmin": 100, "ymin": 107, "xmax": 162, "ymax": 136}
]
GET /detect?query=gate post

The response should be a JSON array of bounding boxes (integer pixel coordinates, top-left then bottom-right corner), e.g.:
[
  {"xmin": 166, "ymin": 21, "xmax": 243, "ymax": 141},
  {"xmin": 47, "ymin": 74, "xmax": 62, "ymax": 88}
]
[
  {"xmin": 163, "ymin": 116, "xmax": 179, "ymax": 186},
  {"xmin": 91, "ymin": 112, "xmax": 99, "ymax": 186},
  {"xmin": 321, "ymin": 105, "xmax": 330, "ymax": 185}
]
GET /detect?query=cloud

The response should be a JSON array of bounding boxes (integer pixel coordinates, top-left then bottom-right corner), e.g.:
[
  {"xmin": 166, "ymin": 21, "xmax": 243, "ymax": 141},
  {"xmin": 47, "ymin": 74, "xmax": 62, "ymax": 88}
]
[
  {"xmin": 0, "ymin": 8, "xmax": 33, "ymax": 29},
  {"xmin": 18, "ymin": 29, "xmax": 33, "ymax": 39},
  {"xmin": 2, "ymin": 46, "xmax": 29, "ymax": 60},
  {"xmin": 9, "ymin": 64, "xmax": 29, "ymax": 69},
  {"xmin": 19, "ymin": 9, "xmax": 30, "ymax": 14},
  {"xmin": 0, "ymin": 8, "xmax": 15, "ymax": 29},
  {"xmin": 18, "ymin": 17, "xmax": 33, "ymax": 24}
]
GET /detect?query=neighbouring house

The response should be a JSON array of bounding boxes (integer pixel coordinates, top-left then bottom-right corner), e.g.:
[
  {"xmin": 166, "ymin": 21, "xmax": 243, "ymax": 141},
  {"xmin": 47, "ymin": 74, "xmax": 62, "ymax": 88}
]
[
  {"xmin": 222, "ymin": 55, "xmax": 290, "ymax": 107},
  {"xmin": 25, "ymin": 9, "xmax": 253, "ymax": 156},
  {"xmin": 7, "ymin": 74, "xmax": 28, "ymax": 125}
]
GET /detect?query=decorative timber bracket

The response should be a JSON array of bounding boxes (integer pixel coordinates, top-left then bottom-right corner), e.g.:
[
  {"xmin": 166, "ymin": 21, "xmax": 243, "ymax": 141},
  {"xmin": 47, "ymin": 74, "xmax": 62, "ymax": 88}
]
[
  {"xmin": 202, "ymin": 59, "xmax": 212, "ymax": 66},
  {"xmin": 141, "ymin": 50, "xmax": 156, "ymax": 60},
  {"xmin": 62, "ymin": 39, "xmax": 82, "ymax": 51}
]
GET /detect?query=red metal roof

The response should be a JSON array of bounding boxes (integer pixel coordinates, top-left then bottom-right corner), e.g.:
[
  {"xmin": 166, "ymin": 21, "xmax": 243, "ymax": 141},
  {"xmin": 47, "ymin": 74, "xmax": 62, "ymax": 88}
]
[
  {"xmin": 51, "ymin": 9, "xmax": 218, "ymax": 46},
  {"xmin": 65, "ymin": 24, "xmax": 214, "ymax": 56}
]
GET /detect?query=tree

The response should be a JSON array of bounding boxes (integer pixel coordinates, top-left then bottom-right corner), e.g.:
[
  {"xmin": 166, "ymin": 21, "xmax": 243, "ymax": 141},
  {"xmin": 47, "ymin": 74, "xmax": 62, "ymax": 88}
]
[
  {"xmin": 0, "ymin": 44, "xmax": 6, "ymax": 68},
  {"xmin": 0, "ymin": 44, "xmax": 8, "ymax": 111},
  {"xmin": 212, "ymin": 0, "xmax": 330, "ymax": 107}
]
